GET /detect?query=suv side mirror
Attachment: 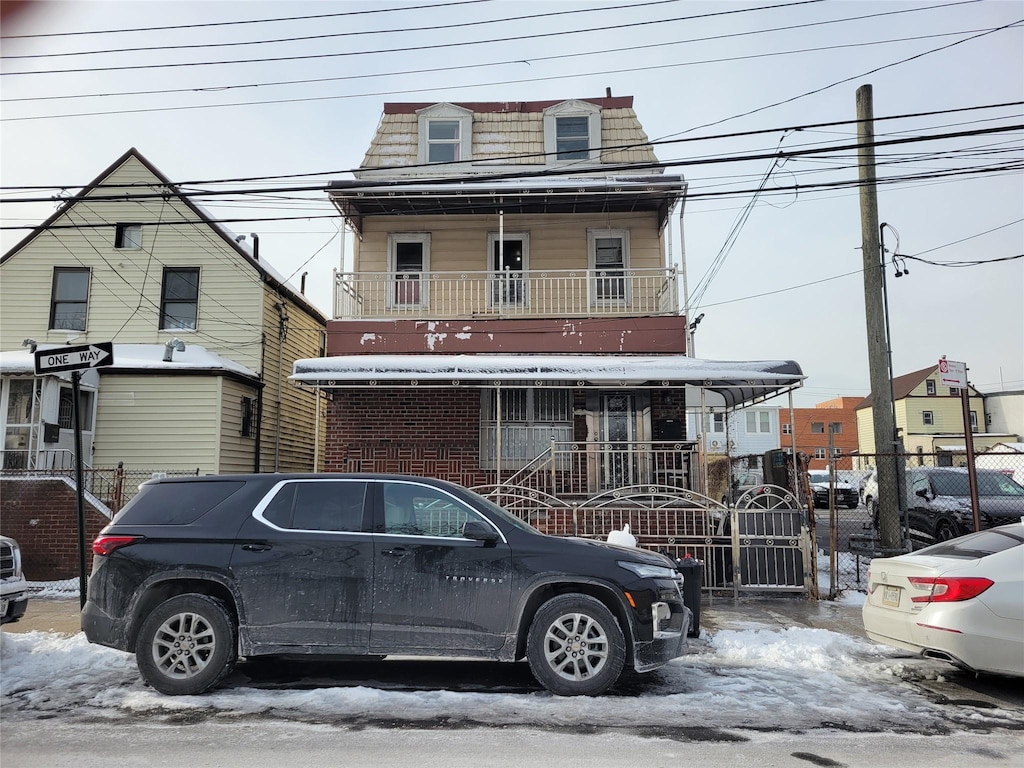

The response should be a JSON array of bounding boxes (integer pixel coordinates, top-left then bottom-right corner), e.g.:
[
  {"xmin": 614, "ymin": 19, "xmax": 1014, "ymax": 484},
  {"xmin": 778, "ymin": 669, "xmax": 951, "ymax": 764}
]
[
  {"xmin": 462, "ymin": 520, "xmax": 499, "ymax": 546},
  {"xmin": 915, "ymin": 488, "xmax": 930, "ymax": 501}
]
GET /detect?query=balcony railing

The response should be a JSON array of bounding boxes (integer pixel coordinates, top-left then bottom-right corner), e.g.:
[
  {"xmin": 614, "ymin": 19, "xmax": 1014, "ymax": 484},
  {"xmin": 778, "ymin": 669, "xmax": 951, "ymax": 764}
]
[{"xmin": 334, "ymin": 267, "xmax": 679, "ymax": 319}]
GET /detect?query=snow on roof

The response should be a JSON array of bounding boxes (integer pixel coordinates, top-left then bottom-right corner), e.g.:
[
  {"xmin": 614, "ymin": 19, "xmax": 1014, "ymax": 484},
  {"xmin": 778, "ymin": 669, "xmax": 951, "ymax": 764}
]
[
  {"xmin": 0, "ymin": 343, "xmax": 256, "ymax": 378},
  {"xmin": 291, "ymin": 354, "xmax": 804, "ymax": 409}
]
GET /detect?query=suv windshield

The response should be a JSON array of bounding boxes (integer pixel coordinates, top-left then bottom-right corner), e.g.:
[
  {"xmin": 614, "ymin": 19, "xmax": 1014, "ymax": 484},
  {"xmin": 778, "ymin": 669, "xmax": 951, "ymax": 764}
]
[{"xmin": 930, "ymin": 471, "xmax": 1024, "ymax": 497}]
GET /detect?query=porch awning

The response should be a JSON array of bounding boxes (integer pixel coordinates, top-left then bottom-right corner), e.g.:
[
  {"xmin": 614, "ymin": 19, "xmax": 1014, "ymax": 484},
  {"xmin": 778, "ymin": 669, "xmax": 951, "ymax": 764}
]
[
  {"xmin": 290, "ymin": 354, "xmax": 804, "ymax": 409},
  {"xmin": 328, "ymin": 175, "xmax": 686, "ymax": 235}
]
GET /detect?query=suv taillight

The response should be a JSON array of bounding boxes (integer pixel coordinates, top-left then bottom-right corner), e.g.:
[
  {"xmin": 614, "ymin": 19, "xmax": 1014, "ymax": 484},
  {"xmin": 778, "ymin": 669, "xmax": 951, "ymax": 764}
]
[
  {"xmin": 907, "ymin": 576, "xmax": 994, "ymax": 603},
  {"xmin": 92, "ymin": 535, "xmax": 142, "ymax": 556}
]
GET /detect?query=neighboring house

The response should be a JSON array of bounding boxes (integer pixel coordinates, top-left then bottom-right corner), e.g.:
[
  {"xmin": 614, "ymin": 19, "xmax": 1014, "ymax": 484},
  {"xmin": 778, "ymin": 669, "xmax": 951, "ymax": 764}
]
[
  {"xmin": 290, "ymin": 96, "xmax": 805, "ymax": 498},
  {"xmin": 689, "ymin": 406, "xmax": 781, "ymax": 459},
  {"xmin": 780, "ymin": 397, "xmax": 860, "ymax": 470},
  {"xmin": 0, "ymin": 148, "xmax": 328, "ymax": 477},
  {"xmin": 855, "ymin": 365, "xmax": 1016, "ymax": 464},
  {"xmin": 982, "ymin": 390, "xmax": 1023, "ymax": 440}
]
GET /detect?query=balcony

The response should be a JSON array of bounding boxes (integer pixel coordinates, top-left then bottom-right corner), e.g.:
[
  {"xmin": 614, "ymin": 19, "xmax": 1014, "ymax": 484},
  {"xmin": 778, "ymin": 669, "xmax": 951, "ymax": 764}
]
[{"xmin": 333, "ymin": 267, "xmax": 679, "ymax": 320}]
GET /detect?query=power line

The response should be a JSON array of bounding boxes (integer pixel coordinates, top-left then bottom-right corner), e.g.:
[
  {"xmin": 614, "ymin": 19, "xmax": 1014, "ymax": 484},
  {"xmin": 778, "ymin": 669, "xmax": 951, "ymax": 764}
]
[{"xmin": 0, "ymin": 0, "xmax": 975, "ymax": 77}]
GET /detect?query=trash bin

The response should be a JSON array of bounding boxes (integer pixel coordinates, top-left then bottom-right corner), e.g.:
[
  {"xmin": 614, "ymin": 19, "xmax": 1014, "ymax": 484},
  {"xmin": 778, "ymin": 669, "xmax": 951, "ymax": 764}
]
[{"xmin": 675, "ymin": 555, "xmax": 703, "ymax": 638}]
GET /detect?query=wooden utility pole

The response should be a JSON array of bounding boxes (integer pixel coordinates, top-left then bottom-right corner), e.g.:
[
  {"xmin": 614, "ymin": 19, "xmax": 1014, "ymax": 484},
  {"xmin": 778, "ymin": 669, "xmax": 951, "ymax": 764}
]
[{"xmin": 857, "ymin": 84, "xmax": 901, "ymax": 552}]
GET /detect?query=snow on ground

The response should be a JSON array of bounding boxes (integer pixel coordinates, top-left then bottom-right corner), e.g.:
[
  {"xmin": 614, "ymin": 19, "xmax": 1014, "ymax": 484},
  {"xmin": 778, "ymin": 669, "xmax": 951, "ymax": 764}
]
[{"xmin": 3, "ymin": 618, "xmax": 1021, "ymax": 735}]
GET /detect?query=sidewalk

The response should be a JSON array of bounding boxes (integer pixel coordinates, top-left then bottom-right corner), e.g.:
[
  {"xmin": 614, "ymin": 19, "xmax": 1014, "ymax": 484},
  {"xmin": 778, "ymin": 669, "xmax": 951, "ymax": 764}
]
[{"xmin": 2, "ymin": 593, "xmax": 868, "ymax": 640}]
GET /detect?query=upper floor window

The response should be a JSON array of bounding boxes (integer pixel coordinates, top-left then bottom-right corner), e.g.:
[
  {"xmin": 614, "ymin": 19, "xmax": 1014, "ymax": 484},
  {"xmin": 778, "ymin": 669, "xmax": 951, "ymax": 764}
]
[
  {"xmin": 969, "ymin": 410, "xmax": 978, "ymax": 431},
  {"xmin": 416, "ymin": 103, "xmax": 472, "ymax": 165},
  {"xmin": 829, "ymin": 422, "xmax": 843, "ymax": 434},
  {"xmin": 814, "ymin": 447, "xmax": 826, "ymax": 460},
  {"xmin": 543, "ymin": 100, "xmax": 601, "ymax": 162},
  {"xmin": 922, "ymin": 410, "xmax": 934, "ymax": 426},
  {"xmin": 949, "ymin": 387, "xmax": 960, "ymax": 397},
  {"xmin": 50, "ymin": 267, "xmax": 90, "ymax": 331},
  {"xmin": 160, "ymin": 267, "xmax": 200, "ymax": 330},
  {"xmin": 588, "ymin": 228, "xmax": 629, "ymax": 303},
  {"xmin": 745, "ymin": 410, "xmax": 771, "ymax": 433},
  {"xmin": 811, "ymin": 422, "xmax": 825, "ymax": 434},
  {"xmin": 115, "ymin": 223, "xmax": 142, "ymax": 249},
  {"xmin": 387, "ymin": 233, "xmax": 430, "ymax": 308},
  {"xmin": 926, "ymin": 379, "xmax": 936, "ymax": 395},
  {"xmin": 704, "ymin": 412, "xmax": 725, "ymax": 433}
]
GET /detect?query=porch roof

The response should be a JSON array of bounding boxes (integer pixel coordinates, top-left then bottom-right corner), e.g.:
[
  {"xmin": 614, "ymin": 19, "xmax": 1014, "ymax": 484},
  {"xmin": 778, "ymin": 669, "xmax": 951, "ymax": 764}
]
[
  {"xmin": 290, "ymin": 354, "xmax": 804, "ymax": 409},
  {"xmin": 327, "ymin": 175, "xmax": 686, "ymax": 235}
]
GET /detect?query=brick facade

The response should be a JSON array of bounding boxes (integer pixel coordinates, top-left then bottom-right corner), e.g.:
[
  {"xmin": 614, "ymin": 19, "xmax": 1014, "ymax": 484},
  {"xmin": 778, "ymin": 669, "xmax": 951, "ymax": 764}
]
[
  {"xmin": 0, "ymin": 479, "xmax": 109, "ymax": 581},
  {"xmin": 781, "ymin": 397, "xmax": 861, "ymax": 470}
]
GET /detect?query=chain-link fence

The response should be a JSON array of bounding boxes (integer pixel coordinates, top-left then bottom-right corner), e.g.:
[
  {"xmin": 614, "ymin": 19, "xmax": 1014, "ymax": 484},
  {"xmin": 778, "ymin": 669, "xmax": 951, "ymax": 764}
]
[{"xmin": 816, "ymin": 449, "xmax": 1024, "ymax": 597}]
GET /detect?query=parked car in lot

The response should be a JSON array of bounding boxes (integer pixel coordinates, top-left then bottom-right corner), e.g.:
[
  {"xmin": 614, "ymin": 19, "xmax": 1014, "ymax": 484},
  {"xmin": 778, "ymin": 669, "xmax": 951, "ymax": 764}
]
[
  {"xmin": 82, "ymin": 474, "xmax": 693, "ymax": 697},
  {"xmin": 807, "ymin": 470, "xmax": 859, "ymax": 509},
  {"xmin": 905, "ymin": 467, "xmax": 1024, "ymax": 546},
  {"xmin": 0, "ymin": 534, "xmax": 30, "ymax": 624},
  {"xmin": 862, "ymin": 522, "xmax": 1024, "ymax": 677},
  {"xmin": 861, "ymin": 469, "xmax": 878, "ymax": 516}
]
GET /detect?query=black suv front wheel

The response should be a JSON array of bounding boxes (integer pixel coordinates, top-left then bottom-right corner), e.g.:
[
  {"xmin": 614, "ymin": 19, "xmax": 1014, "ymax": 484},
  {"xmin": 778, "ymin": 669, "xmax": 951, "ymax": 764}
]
[
  {"xmin": 526, "ymin": 594, "xmax": 626, "ymax": 696},
  {"xmin": 135, "ymin": 593, "xmax": 237, "ymax": 695}
]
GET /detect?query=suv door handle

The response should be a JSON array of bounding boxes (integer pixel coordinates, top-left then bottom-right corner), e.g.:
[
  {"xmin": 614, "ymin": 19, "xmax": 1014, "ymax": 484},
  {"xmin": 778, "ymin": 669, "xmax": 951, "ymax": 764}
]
[
  {"xmin": 381, "ymin": 547, "xmax": 410, "ymax": 558},
  {"xmin": 241, "ymin": 543, "xmax": 272, "ymax": 552}
]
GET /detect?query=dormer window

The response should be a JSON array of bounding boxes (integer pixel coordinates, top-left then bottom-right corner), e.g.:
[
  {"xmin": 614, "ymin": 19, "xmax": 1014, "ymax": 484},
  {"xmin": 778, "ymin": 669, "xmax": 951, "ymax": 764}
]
[
  {"xmin": 543, "ymin": 100, "xmax": 601, "ymax": 163},
  {"xmin": 417, "ymin": 103, "xmax": 473, "ymax": 165}
]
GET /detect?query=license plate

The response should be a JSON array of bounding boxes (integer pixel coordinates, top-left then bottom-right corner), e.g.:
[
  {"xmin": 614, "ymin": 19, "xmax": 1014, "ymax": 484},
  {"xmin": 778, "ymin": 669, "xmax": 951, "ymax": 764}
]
[{"xmin": 882, "ymin": 585, "xmax": 901, "ymax": 607}]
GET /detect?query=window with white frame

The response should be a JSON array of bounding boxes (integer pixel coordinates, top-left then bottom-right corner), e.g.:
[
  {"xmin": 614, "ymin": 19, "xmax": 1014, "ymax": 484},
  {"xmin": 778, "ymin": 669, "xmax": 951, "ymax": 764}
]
[
  {"xmin": 922, "ymin": 410, "xmax": 934, "ymax": 426},
  {"xmin": 814, "ymin": 447, "xmax": 826, "ymax": 460},
  {"xmin": 831, "ymin": 447, "xmax": 842, "ymax": 458},
  {"xmin": 745, "ymin": 410, "xmax": 771, "ymax": 433},
  {"xmin": 969, "ymin": 411, "xmax": 978, "ymax": 431},
  {"xmin": 387, "ymin": 233, "xmax": 430, "ymax": 307},
  {"xmin": 926, "ymin": 379, "xmax": 936, "ymax": 395},
  {"xmin": 487, "ymin": 232, "xmax": 529, "ymax": 306},
  {"xmin": 417, "ymin": 104, "xmax": 472, "ymax": 165},
  {"xmin": 781, "ymin": 423, "xmax": 792, "ymax": 435},
  {"xmin": 50, "ymin": 267, "xmax": 90, "ymax": 331},
  {"xmin": 588, "ymin": 229, "xmax": 628, "ymax": 303},
  {"xmin": 543, "ymin": 100, "xmax": 601, "ymax": 162},
  {"xmin": 705, "ymin": 412, "xmax": 725, "ymax": 433},
  {"xmin": 480, "ymin": 388, "xmax": 572, "ymax": 468}
]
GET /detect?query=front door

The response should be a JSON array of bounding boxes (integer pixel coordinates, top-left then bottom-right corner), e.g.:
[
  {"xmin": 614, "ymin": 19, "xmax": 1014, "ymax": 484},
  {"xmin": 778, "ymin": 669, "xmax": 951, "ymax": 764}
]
[
  {"xmin": 600, "ymin": 393, "xmax": 637, "ymax": 488},
  {"xmin": 370, "ymin": 480, "xmax": 513, "ymax": 653},
  {"xmin": 489, "ymin": 234, "xmax": 527, "ymax": 306}
]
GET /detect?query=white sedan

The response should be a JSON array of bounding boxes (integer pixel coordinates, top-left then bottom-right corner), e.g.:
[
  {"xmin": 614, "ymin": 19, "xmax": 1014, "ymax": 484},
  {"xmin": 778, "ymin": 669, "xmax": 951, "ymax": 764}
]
[{"xmin": 862, "ymin": 522, "xmax": 1024, "ymax": 677}]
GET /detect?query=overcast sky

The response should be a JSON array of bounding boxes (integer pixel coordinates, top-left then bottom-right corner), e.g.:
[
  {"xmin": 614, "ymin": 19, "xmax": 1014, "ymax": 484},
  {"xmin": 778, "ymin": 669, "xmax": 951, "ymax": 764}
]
[{"xmin": 2, "ymin": 0, "xmax": 1021, "ymax": 407}]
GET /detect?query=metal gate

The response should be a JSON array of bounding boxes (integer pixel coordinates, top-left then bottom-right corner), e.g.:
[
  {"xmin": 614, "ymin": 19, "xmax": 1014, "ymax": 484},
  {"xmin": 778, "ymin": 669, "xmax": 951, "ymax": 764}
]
[{"xmin": 475, "ymin": 483, "xmax": 813, "ymax": 596}]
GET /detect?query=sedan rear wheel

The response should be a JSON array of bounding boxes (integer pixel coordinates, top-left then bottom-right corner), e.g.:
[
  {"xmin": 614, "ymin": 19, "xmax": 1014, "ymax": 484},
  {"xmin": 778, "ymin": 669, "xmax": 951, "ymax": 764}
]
[
  {"xmin": 526, "ymin": 594, "xmax": 625, "ymax": 696},
  {"xmin": 135, "ymin": 593, "xmax": 237, "ymax": 695}
]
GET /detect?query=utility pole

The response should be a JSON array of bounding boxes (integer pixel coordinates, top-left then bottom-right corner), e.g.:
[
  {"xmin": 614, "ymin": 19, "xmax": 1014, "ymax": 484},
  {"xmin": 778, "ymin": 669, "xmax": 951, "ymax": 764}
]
[{"xmin": 857, "ymin": 84, "xmax": 901, "ymax": 552}]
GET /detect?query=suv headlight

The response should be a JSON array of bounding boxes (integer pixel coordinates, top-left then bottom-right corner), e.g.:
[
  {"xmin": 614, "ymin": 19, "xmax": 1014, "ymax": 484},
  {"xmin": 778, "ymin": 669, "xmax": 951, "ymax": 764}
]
[{"xmin": 618, "ymin": 561, "xmax": 677, "ymax": 580}]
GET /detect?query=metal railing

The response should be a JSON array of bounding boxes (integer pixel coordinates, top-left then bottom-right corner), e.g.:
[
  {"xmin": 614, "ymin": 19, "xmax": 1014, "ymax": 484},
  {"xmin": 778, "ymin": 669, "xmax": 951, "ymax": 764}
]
[
  {"xmin": 334, "ymin": 267, "xmax": 679, "ymax": 319},
  {"xmin": 499, "ymin": 439, "xmax": 701, "ymax": 498}
]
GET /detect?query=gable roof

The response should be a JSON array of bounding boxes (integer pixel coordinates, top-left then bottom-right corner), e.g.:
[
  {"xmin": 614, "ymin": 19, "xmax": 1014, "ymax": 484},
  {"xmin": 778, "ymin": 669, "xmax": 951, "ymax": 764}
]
[{"xmin": 1, "ymin": 148, "xmax": 326, "ymax": 324}]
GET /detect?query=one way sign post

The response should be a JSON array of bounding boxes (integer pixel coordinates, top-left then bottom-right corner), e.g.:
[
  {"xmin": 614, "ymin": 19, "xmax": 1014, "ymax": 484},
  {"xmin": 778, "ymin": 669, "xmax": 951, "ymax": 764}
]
[
  {"xmin": 34, "ymin": 341, "xmax": 115, "ymax": 609},
  {"xmin": 33, "ymin": 342, "xmax": 114, "ymax": 375}
]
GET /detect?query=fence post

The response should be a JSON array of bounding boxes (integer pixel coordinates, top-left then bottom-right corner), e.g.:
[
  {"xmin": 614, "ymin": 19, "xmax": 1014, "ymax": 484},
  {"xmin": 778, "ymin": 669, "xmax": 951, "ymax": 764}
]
[{"xmin": 112, "ymin": 461, "xmax": 125, "ymax": 514}]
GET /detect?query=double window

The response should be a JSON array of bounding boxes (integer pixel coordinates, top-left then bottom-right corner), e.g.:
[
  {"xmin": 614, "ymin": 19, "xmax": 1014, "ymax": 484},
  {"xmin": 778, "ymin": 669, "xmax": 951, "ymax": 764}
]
[
  {"xmin": 745, "ymin": 410, "xmax": 771, "ymax": 433},
  {"xmin": 49, "ymin": 267, "xmax": 90, "ymax": 331},
  {"xmin": 160, "ymin": 267, "xmax": 200, "ymax": 330},
  {"xmin": 480, "ymin": 388, "xmax": 573, "ymax": 469}
]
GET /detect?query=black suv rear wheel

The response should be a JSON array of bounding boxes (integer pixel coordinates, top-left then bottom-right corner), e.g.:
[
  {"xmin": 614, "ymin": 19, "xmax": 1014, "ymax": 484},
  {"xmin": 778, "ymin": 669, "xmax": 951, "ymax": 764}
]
[
  {"xmin": 526, "ymin": 594, "xmax": 626, "ymax": 696},
  {"xmin": 135, "ymin": 593, "xmax": 237, "ymax": 695}
]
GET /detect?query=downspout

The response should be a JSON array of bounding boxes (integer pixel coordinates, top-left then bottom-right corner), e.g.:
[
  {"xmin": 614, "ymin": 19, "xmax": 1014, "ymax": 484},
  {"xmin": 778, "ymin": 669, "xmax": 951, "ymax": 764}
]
[
  {"xmin": 275, "ymin": 300, "xmax": 289, "ymax": 472},
  {"xmin": 254, "ymin": 332, "xmax": 265, "ymax": 472}
]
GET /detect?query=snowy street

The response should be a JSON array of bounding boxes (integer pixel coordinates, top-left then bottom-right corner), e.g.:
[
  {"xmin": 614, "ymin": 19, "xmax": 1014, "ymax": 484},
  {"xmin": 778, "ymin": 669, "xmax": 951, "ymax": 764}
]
[{"xmin": 2, "ymin": 595, "xmax": 1022, "ymax": 767}]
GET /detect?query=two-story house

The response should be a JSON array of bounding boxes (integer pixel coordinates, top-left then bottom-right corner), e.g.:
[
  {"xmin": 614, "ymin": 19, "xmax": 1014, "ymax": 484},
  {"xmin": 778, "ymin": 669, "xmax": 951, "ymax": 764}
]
[
  {"xmin": 289, "ymin": 97, "xmax": 804, "ymax": 500},
  {"xmin": 855, "ymin": 365, "xmax": 1015, "ymax": 465},
  {"xmin": 0, "ymin": 148, "xmax": 328, "ymax": 478}
]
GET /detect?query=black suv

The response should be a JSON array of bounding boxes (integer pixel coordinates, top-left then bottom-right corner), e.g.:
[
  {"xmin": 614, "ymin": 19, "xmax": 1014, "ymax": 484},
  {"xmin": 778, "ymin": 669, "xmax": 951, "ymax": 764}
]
[{"xmin": 83, "ymin": 474, "xmax": 692, "ymax": 697}]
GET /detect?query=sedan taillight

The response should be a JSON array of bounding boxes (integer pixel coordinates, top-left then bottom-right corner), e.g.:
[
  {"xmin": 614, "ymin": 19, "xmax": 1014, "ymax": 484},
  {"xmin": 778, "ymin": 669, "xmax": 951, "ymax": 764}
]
[
  {"xmin": 92, "ymin": 535, "xmax": 142, "ymax": 556},
  {"xmin": 906, "ymin": 576, "xmax": 994, "ymax": 603}
]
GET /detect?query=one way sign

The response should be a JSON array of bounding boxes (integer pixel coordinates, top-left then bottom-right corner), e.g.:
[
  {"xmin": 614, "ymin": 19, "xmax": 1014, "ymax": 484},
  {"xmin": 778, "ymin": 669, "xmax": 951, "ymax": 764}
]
[{"xmin": 34, "ymin": 342, "xmax": 115, "ymax": 375}]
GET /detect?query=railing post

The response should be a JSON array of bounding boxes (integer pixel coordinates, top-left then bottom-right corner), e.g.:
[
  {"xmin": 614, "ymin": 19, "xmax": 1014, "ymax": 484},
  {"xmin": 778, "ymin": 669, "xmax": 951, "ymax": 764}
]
[
  {"xmin": 549, "ymin": 436, "xmax": 556, "ymax": 494},
  {"xmin": 113, "ymin": 461, "xmax": 125, "ymax": 513}
]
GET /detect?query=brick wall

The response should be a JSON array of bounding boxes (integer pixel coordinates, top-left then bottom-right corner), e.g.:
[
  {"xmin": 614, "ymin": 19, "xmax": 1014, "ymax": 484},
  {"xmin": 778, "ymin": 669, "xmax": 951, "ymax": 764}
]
[
  {"xmin": 0, "ymin": 479, "xmax": 109, "ymax": 581},
  {"xmin": 325, "ymin": 389, "xmax": 490, "ymax": 486}
]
